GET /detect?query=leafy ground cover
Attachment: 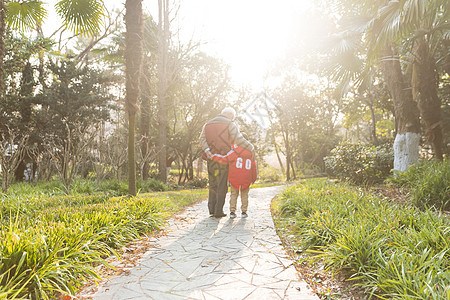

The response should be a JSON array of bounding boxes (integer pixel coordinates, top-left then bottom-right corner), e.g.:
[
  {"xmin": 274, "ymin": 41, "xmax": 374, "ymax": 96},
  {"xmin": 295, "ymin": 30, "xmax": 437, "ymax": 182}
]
[
  {"xmin": 272, "ymin": 178, "xmax": 450, "ymax": 299},
  {"xmin": 0, "ymin": 188, "xmax": 207, "ymax": 299},
  {"xmin": 4, "ymin": 178, "xmax": 174, "ymax": 198},
  {"xmin": 388, "ymin": 159, "xmax": 450, "ymax": 211}
]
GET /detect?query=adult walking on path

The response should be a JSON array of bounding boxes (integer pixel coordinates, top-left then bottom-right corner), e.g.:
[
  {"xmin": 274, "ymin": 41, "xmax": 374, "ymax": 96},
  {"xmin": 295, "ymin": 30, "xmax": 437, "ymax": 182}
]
[
  {"xmin": 84, "ymin": 186, "xmax": 319, "ymax": 300},
  {"xmin": 199, "ymin": 107, "xmax": 254, "ymax": 218}
]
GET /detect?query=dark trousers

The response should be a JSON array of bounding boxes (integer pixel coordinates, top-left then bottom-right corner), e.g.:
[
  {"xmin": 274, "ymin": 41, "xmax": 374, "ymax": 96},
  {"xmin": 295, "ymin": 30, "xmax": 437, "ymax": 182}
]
[{"xmin": 207, "ymin": 160, "xmax": 229, "ymax": 216}]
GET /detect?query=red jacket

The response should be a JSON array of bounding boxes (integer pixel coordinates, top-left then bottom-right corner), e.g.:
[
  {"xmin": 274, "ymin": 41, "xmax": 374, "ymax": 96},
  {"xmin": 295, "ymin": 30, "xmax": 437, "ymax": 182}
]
[
  {"xmin": 212, "ymin": 145, "xmax": 257, "ymax": 190},
  {"xmin": 204, "ymin": 118, "xmax": 233, "ymax": 155}
]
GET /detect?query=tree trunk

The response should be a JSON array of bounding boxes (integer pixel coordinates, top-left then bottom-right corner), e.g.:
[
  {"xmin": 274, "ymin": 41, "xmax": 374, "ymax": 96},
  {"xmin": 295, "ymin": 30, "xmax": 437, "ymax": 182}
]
[
  {"xmin": 412, "ymin": 38, "xmax": 443, "ymax": 160},
  {"xmin": 366, "ymin": 97, "xmax": 379, "ymax": 145},
  {"xmin": 290, "ymin": 158, "xmax": 296, "ymax": 180},
  {"xmin": 128, "ymin": 112, "xmax": 137, "ymax": 194},
  {"xmin": 274, "ymin": 140, "xmax": 285, "ymax": 174},
  {"xmin": 1, "ymin": 171, "xmax": 7, "ymax": 193},
  {"xmin": 381, "ymin": 45, "xmax": 421, "ymax": 172},
  {"xmin": 15, "ymin": 62, "xmax": 35, "ymax": 182},
  {"xmin": 157, "ymin": 0, "xmax": 169, "ymax": 183},
  {"xmin": 140, "ymin": 70, "xmax": 151, "ymax": 180},
  {"xmin": 125, "ymin": 0, "xmax": 144, "ymax": 196},
  {"xmin": 14, "ymin": 161, "xmax": 26, "ymax": 182},
  {"xmin": 30, "ymin": 161, "xmax": 36, "ymax": 181},
  {"xmin": 177, "ymin": 156, "xmax": 185, "ymax": 185},
  {"xmin": 283, "ymin": 130, "xmax": 291, "ymax": 181},
  {"xmin": 187, "ymin": 152, "xmax": 194, "ymax": 180},
  {"xmin": 196, "ymin": 158, "xmax": 203, "ymax": 178},
  {"xmin": 0, "ymin": 0, "xmax": 5, "ymax": 100}
]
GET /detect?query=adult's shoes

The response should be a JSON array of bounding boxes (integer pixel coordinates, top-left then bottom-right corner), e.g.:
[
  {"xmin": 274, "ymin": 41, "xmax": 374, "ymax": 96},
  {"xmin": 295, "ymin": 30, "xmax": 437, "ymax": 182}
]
[
  {"xmin": 241, "ymin": 212, "xmax": 248, "ymax": 218},
  {"xmin": 214, "ymin": 213, "xmax": 227, "ymax": 218},
  {"xmin": 230, "ymin": 212, "xmax": 237, "ymax": 219}
]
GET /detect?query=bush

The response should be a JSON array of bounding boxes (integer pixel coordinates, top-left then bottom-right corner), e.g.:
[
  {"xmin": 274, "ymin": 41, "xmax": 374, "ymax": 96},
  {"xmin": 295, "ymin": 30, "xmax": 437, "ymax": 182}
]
[
  {"xmin": 98, "ymin": 179, "xmax": 129, "ymax": 195},
  {"xmin": 185, "ymin": 177, "xmax": 208, "ymax": 189},
  {"xmin": 389, "ymin": 159, "xmax": 450, "ymax": 211},
  {"xmin": 258, "ymin": 165, "xmax": 282, "ymax": 182},
  {"xmin": 137, "ymin": 178, "xmax": 168, "ymax": 192},
  {"xmin": 324, "ymin": 142, "xmax": 393, "ymax": 185}
]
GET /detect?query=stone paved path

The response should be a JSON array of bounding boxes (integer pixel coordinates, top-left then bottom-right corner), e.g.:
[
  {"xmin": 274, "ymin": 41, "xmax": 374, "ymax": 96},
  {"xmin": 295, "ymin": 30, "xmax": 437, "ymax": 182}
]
[{"xmin": 90, "ymin": 186, "xmax": 318, "ymax": 299}]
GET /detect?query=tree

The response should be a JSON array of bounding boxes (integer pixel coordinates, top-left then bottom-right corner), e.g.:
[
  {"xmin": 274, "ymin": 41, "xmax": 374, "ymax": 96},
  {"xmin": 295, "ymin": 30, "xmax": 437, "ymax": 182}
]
[
  {"xmin": 329, "ymin": 0, "xmax": 448, "ymax": 169},
  {"xmin": 157, "ymin": 0, "xmax": 170, "ymax": 182},
  {"xmin": 369, "ymin": 0, "xmax": 448, "ymax": 160},
  {"xmin": 0, "ymin": 0, "xmax": 5, "ymax": 99},
  {"xmin": 0, "ymin": 127, "xmax": 28, "ymax": 193},
  {"xmin": 169, "ymin": 52, "xmax": 230, "ymax": 184},
  {"xmin": 124, "ymin": 0, "xmax": 144, "ymax": 196},
  {"xmin": 4, "ymin": 0, "xmax": 104, "ymax": 35},
  {"xmin": 139, "ymin": 15, "xmax": 158, "ymax": 180},
  {"xmin": 326, "ymin": 2, "xmax": 420, "ymax": 171},
  {"xmin": 0, "ymin": 33, "xmax": 53, "ymax": 182},
  {"xmin": 340, "ymin": 71, "xmax": 394, "ymax": 145},
  {"xmin": 0, "ymin": 0, "xmax": 106, "ymax": 120},
  {"xmin": 37, "ymin": 59, "xmax": 114, "ymax": 192},
  {"xmin": 269, "ymin": 77, "xmax": 341, "ymax": 180}
]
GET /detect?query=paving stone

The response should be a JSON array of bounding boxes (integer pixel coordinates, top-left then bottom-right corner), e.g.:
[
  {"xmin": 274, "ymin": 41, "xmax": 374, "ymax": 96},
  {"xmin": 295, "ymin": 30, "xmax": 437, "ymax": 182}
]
[
  {"xmin": 245, "ymin": 287, "xmax": 284, "ymax": 299},
  {"xmin": 87, "ymin": 186, "xmax": 319, "ymax": 300},
  {"xmin": 203, "ymin": 280, "xmax": 256, "ymax": 299},
  {"xmin": 276, "ymin": 265, "xmax": 297, "ymax": 278},
  {"xmin": 139, "ymin": 278, "xmax": 181, "ymax": 292},
  {"xmin": 250, "ymin": 273, "xmax": 283, "ymax": 286},
  {"xmin": 142, "ymin": 290, "xmax": 186, "ymax": 300}
]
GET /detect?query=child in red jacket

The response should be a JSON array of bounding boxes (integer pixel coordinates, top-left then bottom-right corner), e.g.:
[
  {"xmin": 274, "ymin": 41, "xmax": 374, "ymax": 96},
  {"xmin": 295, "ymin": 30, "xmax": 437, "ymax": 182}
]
[{"xmin": 212, "ymin": 144, "xmax": 257, "ymax": 218}]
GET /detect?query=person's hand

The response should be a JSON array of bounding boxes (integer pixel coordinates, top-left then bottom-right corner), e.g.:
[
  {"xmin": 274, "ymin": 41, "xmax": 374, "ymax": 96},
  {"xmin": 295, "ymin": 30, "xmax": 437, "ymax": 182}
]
[{"xmin": 205, "ymin": 149, "xmax": 213, "ymax": 159}]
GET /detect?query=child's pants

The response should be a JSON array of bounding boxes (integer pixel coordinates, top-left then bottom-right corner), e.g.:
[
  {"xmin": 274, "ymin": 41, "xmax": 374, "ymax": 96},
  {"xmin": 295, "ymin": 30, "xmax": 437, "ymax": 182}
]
[{"xmin": 230, "ymin": 186, "xmax": 249, "ymax": 213}]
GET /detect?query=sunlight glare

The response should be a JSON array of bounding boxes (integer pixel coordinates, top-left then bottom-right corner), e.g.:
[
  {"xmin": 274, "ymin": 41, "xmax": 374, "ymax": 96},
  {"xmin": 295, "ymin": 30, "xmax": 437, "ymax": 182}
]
[{"xmin": 178, "ymin": 0, "xmax": 314, "ymax": 89}]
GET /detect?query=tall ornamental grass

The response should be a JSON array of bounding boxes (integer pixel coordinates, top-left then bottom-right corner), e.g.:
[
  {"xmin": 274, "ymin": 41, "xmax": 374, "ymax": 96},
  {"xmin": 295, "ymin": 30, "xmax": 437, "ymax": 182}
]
[
  {"xmin": 0, "ymin": 190, "xmax": 206, "ymax": 299},
  {"xmin": 273, "ymin": 178, "xmax": 450, "ymax": 299}
]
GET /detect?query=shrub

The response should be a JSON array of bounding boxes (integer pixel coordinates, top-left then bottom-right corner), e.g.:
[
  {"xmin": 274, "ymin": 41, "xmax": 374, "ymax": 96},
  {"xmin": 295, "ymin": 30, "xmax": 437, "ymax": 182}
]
[
  {"xmin": 258, "ymin": 165, "xmax": 282, "ymax": 182},
  {"xmin": 185, "ymin": 177, "xmax": 208, "ymax": 189},
  {"xmin": 324, "ymin": 142, "xmax": 393, "ymax": 185},
  {"xmin": 137, "ymin": 178, "xmax": 169, "ymax": 192},
  {"xmin": 98, "ymin": 179, "xmax": 129, "ymax": 195},
  {"xmin": 389, "ymin": 159, "xmax": 450, "ymax": 211}
]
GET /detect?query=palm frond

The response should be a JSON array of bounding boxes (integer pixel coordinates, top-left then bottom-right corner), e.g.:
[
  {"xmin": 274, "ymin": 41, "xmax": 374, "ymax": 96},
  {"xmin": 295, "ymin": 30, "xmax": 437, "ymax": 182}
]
[
  {"xmin": 5, "ymin": 1, "xmax": 47, "ymax": 32},
  {"xmin": 340, "ymin": 15, "xmax": 374, "ymax": 35},
  {"xmin": 55, "ymin": 0, "xmax": 105, "ymax": 37},
  {"xmin": 372, "ymin": 0, "xmax": 403, "ymax": 46},
  {"xmin": 403, "ymin": 0, "xmax": 426, "ymax": 25},
  {"xmin": 328, "ymin": 29, "xmax": 363, "ymax": 55}
]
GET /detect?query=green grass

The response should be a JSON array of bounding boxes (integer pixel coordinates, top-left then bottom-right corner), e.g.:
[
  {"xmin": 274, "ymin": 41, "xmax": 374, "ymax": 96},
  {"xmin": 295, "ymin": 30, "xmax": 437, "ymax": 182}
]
[
  {"xmin": 3, "ymin": 178, "xmax": 174, "ymax": 198},
  {"xmin": 272, "ymin": 178, "xmax": 450, "ymax": 299},
  {"xmin": 0, "ymin": 188, "xmax": 207, "ymax": 299},
  {"xmin": 388, "ymin": 159, "xmax": 450, "ymax": 211}
]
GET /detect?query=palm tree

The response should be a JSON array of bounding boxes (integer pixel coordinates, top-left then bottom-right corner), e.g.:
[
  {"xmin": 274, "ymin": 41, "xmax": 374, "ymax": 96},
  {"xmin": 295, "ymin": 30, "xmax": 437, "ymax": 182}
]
[
  {"xmin": 4, "ymin": 0, "xmax": 103, "ymax": 35},
  {"xmin": 0, "ymin": 0, "xmax": 106, "ymax": 183},
  {"xmin": 124, "ymin": 0, "xmax": 144, "ymax": 196},
  {"xmin": 329, "ymin": 0, "xmax": 448, "ymax": 169},
  {"xmin": 328, "ymin": 16, "xmax": 421, "ymax": 172},
  {"xmin": 0, "ymin": 0, "xmax": 105, "ymax": 112},
  {"xmin": 368, "ymin": 0, "xmax": 448, "ymax": 160}
]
